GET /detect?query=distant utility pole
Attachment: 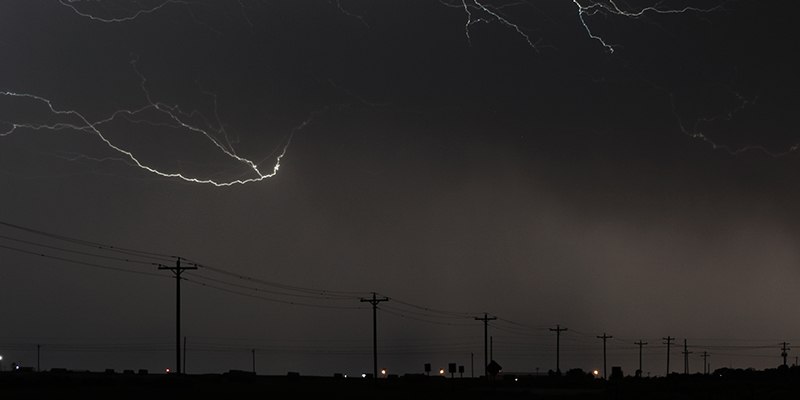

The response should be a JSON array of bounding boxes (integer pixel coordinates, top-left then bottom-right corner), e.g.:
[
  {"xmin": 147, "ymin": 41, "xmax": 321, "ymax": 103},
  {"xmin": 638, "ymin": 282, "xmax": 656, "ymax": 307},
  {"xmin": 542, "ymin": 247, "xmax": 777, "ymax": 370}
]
[
  {"xmin": 156, "ymin": 257, "xmax": 197, "ymax": 376},
  {"xmin": 360, "ymin": 293, "xmax": 388, "ymax": 379},
  {"xmin": 252, "ymin": 349, "xmax": 256, "ymax": 374},
  {"xmin": 781, "ymin": 342, "xmax": 790, "ymax": 366},
  {"xmin": 474, "ymin": 313, "xmax": 497, "ymax": 379},
  {"xmin": 37, "ymin": 344, "xmax": 40, "ymax": 372},
  {"xmin": 682, "ymin": 339, "xmax": 692, "ymax": 375},
  {"xmin": 550, "ymin": 325, "xmax": 568, "ymax": 374},
  {"xmin": 701, "ymin": 351, "xmax": 710, "ymax": 374},
  {"xmin": 471, "ymin": 352, "xmax": 474, "ymax": 378},
  {"xmin": 597, "ymin": 333, "xmax": 612, "ymax": 380},
  {"xmin": 183, "ymin": 337, "xmax": 187, "ymax": 374},
  {"xmin": 634, "ymin": 340, "xmax": 647, "ymax": 377},
  {"xmin": 663, "ymin": 336, "xmax": 674, "ymax": 377}
]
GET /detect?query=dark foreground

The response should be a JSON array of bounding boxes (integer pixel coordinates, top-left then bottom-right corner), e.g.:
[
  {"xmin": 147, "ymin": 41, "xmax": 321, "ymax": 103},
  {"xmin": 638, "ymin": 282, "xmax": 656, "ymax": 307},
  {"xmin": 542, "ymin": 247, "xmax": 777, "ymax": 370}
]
[{"xmin": 3, "ymin": 369, "xmax": 800, "ymax": 400}]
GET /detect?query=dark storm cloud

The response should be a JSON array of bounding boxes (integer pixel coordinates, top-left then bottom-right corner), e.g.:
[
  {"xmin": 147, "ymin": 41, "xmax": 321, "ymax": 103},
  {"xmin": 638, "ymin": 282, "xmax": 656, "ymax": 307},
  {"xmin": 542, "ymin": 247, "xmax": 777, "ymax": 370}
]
[{"xmin": 1, "ymin": 0, "xmax": 799, "ymax": 376}]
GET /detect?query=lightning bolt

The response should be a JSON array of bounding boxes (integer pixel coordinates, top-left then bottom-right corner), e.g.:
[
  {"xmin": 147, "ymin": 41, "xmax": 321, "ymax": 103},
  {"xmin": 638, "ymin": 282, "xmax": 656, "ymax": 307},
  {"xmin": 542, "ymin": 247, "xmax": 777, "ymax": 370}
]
[
  {"xmin": 442, "ymin": 0, "xmax": 725, "ymax": 52},
  {"xmin": 0, "ymin": 60, "xmax": 319, "ymax": 186},
  {"xmin": 7, "ymin": 0, "xmax": 782, "ymax": 187},
  {"xmin": 668, "ymin": 87, "xmax": 798, "ymax": 157},
  {"xmin": 570, "ymin": 0, "xmax": 726, "ymax": 53},
  {"xmin": 58, "ymin": 0, "xmax": 187, "ymax": 23}
]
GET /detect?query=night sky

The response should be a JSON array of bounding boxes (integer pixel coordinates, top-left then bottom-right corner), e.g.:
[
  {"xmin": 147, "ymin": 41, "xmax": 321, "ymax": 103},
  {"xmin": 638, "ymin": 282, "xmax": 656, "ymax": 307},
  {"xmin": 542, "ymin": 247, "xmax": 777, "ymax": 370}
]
[{"xmin": 1, "ymin": 0, "xmax": 799, "ymax": 377}]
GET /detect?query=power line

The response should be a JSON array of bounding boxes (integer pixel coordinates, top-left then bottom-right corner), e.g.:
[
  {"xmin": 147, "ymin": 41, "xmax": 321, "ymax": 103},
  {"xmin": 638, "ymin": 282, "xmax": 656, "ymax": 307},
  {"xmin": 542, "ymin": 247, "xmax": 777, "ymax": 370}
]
[
  {"xmin": 0, "ymin": 243, "xmax": 167, "ymax": 278},
  {"xmin": 0, "ymin": 220, "xmax": 172, "ymax": 259},
  {"xmin": 181, "ymin": 277, "xmax": 364, "ymax": 309}
]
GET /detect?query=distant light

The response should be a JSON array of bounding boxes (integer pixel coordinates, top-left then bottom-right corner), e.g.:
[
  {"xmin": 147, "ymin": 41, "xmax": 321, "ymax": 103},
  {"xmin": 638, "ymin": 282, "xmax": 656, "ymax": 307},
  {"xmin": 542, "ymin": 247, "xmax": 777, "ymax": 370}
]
[
  {"xmin": 515, "ymin": 378, "xmax": 518, "ymax": 382},
  {"xmin": 381, "ymin": 369, "xmax": 386, "ymax": 375},
  {"xmin": 593, "ymin": 370, "xmax": 599, "ymax": 376},
  {"xmin": 344, "ymin": 375, "xmax": 347, "ymax": 378},
  {"xmin": 439, "ymin": 369, "xmax": 445, "ymax": 375},
  {"xmin": 362, "ymin": 373, "xmax": 366, "ymax": 378},
  {"xmin": 166, "ymin": 368, "xmax": 170, "ymax": 373},
  {"xmin": 15, "ymin": 365, "xmax": 19, "ymax": 370}
]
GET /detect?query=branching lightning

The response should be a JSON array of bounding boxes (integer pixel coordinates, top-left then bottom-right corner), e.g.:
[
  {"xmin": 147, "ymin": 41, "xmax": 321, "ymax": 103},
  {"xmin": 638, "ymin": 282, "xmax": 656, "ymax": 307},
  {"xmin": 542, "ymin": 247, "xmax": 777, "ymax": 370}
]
[
  {"xmin": 443, "ymin": 0, "xmax": 725, "ymax": 51},
  {"xmin": 0, "ymin": 60, "xmax": 317, "ymax": 186},
  {"xmin": 58, "ymin": 0, "xmax": 187, "ymax": 23},
  {"xmin": 570, "ymin": 1, "xmax": 726, "ymax": 53},
  {"xmin": 2, "ymin": 0, "xmax": 781, "ymax": 187}
]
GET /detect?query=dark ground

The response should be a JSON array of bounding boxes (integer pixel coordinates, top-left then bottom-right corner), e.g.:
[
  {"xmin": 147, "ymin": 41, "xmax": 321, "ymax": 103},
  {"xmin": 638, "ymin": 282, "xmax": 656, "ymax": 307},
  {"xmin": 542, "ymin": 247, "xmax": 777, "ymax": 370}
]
[{"xmin": 3, "ymin": 368, "xmax": 800, "ymax": 400}]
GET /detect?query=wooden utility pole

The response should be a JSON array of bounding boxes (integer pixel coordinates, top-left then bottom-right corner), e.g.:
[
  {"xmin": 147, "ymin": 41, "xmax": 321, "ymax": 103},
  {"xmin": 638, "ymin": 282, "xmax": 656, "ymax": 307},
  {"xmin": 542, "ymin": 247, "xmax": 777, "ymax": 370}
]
[
  {"xmin": 781, "ymin": 342, "xmax": 790, "ymax": 366},
  {"xmin": 597, "ymin": 333, "xmax": 612, "ymax": 380},
  {"xmin": 183, "ymin": 336, "xmax": 187, "ymax": 374},
  {"xmin": 156, "ymin": 257, "xmax": 197, "ymax": 376},
  {"xmin": 701, "ymin": 351, "xmax": 710, "ymax": 374},
  {"xmin": 471, "ymin": 352, "xmax": 474, "ymax": 378},
  {"xmin": 663, "ymin": 336, "xmax": 674, "ymax": 377},
  {"xmin": 475, "ymin": 313, "xmax": 497, "ymax": 379},
  {"xmin": 682, "ymin": 339, "xmax": 692, "ymax": 374},
  {"xmin": 360, "ymin": 293, "xmax": 388, "ymax": 379},
  {"xmin": 550, "ymin": 325, "xmax": 568, "ymax": 374},
  {"xmin": 634, "ymin": 340, "xmax": 647, "ymax": 377}
]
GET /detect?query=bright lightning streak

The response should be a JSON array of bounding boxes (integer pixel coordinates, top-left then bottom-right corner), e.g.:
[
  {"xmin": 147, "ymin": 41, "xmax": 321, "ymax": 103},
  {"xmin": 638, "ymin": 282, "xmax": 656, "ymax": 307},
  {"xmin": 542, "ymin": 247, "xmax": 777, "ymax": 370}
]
[
  {"xmin": 13, "ymin": 0, "xmax": 778, "ymax": 181},
  {"xmin": 58, "ymin": 0, "xmax": 186, "ymax": 23},
  {"xmin": 0, "ymin": 58, "xmax": 320, "ymax": 186},
  {"xmin": 444, "ymin": 1, "xmax": 725, "ymax": 52},
  {"xmin": 570, "ymin": 0, "xmax": 726, "ymax": 53},
  {"xmin": 668, "ymin": 89, "xmax": 799, "ymax": 157},
  {"xmin": 0, "ymin": 89, "xmax": 302, "ymax": 186},
  {"xmin": 438, "ymin": 1, "xmax": 541, "ymax": 49}
]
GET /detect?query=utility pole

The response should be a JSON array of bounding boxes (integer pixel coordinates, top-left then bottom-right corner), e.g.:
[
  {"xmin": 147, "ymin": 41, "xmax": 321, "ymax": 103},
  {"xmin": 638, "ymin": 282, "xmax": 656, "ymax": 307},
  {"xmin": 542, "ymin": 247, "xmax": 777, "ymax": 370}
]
[
  {"xmin": 156, "ymin": 257, "xmax": 197, "ymax": 376},
  {"xmin": 550, "ymin": 325, "xmax": 568, "ymax": 374},
  {"xmin": 701, "ymin": 351, "xmax": 710, "ymax": 374},
  {"xmin": 634, "ymin": 340, "xmax": 647, "ymax": 377},
  {"xmin": 474, "ymin": 313, "xmax": 497, "ymax": 379},
  {"xmin": 360, "ymin": 293, "xmax": 388, "ymax": 379},
  {"xmin": 252, "ymin": 349, "xmax": 256, "ymax": 374},
  {"xmin": 682, "ymin": 339, "xmax": 692, "ymax": 375},
  {"xmin": 37, "ymin": 344, "xmax": 40, "ymax": 372},
  {"xmin": 663, "ymin": 336, "xmax": 674, "ymax": 377},
  {"xmin": 597, "ymin": 333, "xmax": 612, "ymax": 380},
  {"xmin": 781, "ymin": 342, "xmax": 790, "ymax": 366},
  {"xmin": 183, "ymin": 336, "xmax": 187, "ymax": 374},
  {"xmin": 471, "ymin": 352, "xmax": 474, "ymax": 378}
]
